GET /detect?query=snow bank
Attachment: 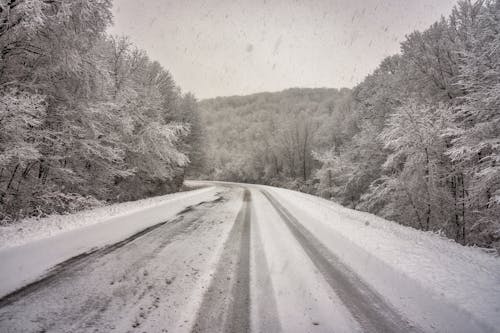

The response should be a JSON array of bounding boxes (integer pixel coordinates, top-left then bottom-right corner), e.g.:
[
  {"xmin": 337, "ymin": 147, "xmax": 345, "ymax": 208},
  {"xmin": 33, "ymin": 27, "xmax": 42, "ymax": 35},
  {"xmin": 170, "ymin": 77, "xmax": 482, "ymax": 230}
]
[
  {"xmin": 265, "ymin": 186, "xmax": 500, "ymax": 332},
  {"xmin": 0, "ymin": 187, "xmax": 210, "ymax": 250},
  {"xmin": 0, "ymin": 186, "xmax": 217, "ymax": 298}
]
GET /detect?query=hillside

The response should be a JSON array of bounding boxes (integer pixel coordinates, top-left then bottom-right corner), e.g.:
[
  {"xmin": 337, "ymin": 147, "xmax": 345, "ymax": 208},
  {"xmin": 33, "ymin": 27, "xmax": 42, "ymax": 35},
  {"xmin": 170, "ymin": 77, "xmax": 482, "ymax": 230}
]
[{"xmin": 199, "ymin": 87, "xmax": 352, "ymax": 190}]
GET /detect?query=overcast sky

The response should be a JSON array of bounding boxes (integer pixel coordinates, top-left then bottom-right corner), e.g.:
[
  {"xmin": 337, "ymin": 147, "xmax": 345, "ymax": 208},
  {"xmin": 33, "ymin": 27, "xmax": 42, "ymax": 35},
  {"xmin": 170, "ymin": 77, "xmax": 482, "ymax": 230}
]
[{"xmin": 109, "ymin": 0, "xmax": 457, "ymax": 99}]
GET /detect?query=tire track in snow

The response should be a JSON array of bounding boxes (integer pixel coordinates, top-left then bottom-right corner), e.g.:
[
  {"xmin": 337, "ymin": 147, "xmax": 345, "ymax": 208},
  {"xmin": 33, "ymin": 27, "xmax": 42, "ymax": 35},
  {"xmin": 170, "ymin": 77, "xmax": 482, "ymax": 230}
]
[
  {"xmin": 261, "ymin": 189, "xmax": 420, "ymax": 333},
  {"xmin": 0, "ymin": 195, "xmax": 227, "ymax": 332},
  {"xmin": 250, "ymin": 205, "xmax": 282, "ymax": 333},
  {"xmin": 191, "ymin": 189, "xmax": 252, "ymax": 333},
  {"xmin": 0, "ymin": 205, "xmax": 204, "ymax": 309}
]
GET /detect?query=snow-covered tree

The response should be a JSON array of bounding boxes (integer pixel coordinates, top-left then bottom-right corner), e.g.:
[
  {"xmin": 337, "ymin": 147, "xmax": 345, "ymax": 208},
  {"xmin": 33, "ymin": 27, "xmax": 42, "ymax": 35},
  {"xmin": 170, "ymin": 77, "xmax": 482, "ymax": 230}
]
[
  {"xmin": 178, "ymin": 93, "xmax": 206, "ymax": 177},
  {"xmin": 376, "ymin": 100, "xmax": 451, "ymax": 231},
  {"xmin": 309, "ymin": 0, "xmax": 499, "ymax": 250},
  {"xmin": 447, "ymin": 0, "xmax": 500, "ymax": 247},
  {"xmin": 0, "ymin": 0, "xmax": 200, "ymax": 221}
]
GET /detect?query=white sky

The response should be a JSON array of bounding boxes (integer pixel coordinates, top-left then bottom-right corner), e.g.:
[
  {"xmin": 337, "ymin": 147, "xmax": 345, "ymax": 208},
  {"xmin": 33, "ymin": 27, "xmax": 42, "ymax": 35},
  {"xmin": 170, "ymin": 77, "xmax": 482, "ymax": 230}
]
[{"xmin": 109, "ymin": 0, "xmax": 457, "ymax": 99}]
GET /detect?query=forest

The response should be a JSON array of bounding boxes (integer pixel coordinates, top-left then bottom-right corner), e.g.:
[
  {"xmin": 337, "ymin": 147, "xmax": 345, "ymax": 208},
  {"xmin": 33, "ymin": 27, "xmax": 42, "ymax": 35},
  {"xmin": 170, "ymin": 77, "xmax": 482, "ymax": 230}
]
[
  {"xmin": 201, "ymin": 0, "xmax": 499, "ymax": 250},
  {"xmin": 0, "ymin": 0, "xmax": 204, "ymax": 222},
  {"xmin": 0, "ymin": 0, "xmax": 498, "ymax": 252}
]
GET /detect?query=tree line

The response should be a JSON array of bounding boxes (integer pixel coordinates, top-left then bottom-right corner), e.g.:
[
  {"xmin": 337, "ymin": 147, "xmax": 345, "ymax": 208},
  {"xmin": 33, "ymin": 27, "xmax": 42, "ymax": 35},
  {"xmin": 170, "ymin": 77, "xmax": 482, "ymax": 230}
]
[
  {"xmin": 199, "ymin": 88, "xmax": 350, "ymax": 186},
  {"xmin": 201, "ymin": 0, "xmax": 499, "ymax": 251},
  {"xmin": 0, "ymin": 0, "xmax": 204, "ymax": 222}
]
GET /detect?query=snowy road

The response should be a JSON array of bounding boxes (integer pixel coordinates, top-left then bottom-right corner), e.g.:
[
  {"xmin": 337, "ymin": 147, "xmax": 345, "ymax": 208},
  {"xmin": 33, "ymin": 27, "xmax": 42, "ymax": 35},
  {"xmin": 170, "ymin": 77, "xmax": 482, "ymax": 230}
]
[{"xmin": 0, "ymin": 182, "xmax": 499, "ymax": 332}]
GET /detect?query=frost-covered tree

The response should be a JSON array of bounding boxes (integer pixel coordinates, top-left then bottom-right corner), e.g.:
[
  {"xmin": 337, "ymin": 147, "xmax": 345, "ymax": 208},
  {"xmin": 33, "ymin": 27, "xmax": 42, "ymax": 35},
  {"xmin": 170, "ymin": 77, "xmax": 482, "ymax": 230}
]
[
  {"xmin": 299, "ymin": 0, "xmax": 498, "ymax": 250},
  {"xmin": 365, "ymin": 101, "xmax": 452, "ymax": 232},
  {"xmin": 447, "ymin": 0, "xmax": 500, "ymax": 247},
  {"xmin": 0, "ymin": 0, "xmax": 200, "ymax": 221},
  {"xmin": 314, "ymin": 124, "xmax": 386, "ymax": 208},
  {"xmin": 0, "ymin": 90, "xmax": 46, "ymax": 216},
  {"xmin": 178, "ymin": 93, "xmax": 206, "ymax": 177}
]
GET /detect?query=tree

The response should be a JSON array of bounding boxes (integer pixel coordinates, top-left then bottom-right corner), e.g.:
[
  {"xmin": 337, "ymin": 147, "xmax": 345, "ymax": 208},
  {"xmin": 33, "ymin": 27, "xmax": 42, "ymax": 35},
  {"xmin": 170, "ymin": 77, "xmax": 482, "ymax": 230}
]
[
  {"xmin": 375, "ymin": 100, "xmax": 451, "ymax": 231},
  {"xmin": 0, "ymin": 0, "xmax": 198, "ymax": 221},
  {"xmin": 179, "ymin": 93, "xmax": 206, "ymax": 177},
  {"xmin": 447, "ymin": 0, "xmax": 500, "ymax": 247}
]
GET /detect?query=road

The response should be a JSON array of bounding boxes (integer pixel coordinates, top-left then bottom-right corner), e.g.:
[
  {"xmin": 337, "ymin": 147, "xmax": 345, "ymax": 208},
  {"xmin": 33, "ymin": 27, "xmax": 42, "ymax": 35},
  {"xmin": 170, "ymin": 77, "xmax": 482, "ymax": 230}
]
[{"xmin": 0, "ymin": 183, "xmax": 497, "ymax": 332}]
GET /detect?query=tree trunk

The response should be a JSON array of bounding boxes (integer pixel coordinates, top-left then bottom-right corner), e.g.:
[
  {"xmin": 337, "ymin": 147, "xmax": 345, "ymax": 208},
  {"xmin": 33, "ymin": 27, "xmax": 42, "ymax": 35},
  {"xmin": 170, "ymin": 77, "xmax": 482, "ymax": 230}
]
[
  {"xmin": 327, "ymin": 169, "xmax": 332, "ymax": 197},
  {"xmin": 38, "ymin": 159, "xmax": 45, "ymax": 179},
  {"xmin": 6, "ymin": 164, "xmax": 19, "ymax": 190},
  {"xmin": 302, "ymin": 133, "xmax": 308, "ymax": 181},
  {"xmin": 424, "ymin": 148, "xmax": 431, "ymax": 231},
  {"xmin": 461, "ymin": 175, "xmax": 466, "ymax": 244},
  {"xmin": 22, "ymin": 162, "xmax": 34, "ymax": 178},
  {"xmin": 452, "ymin": 175, "xmax": 461, "ymax": 241},
  {"xmin": 404, "ymin": 186, "xmax": 424, "ymax": 229}
]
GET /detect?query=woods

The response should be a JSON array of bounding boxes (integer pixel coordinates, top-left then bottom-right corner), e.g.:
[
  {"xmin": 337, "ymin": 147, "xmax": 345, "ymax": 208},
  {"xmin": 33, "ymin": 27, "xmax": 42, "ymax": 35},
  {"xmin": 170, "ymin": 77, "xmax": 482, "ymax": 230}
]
[
  {"xmin": 200, "ymin": 88, "xmax": 351, "ymax": 189},
  {"xmin": 0, "ymin": 0, "xmax": 498, "ymax": 252},
  {"xmin": 0, "ymin": 0, "xmax": 204, "ymax": 222},
  {"xmin": 201, "ymin": 0, "xmax": 499, "ymax": 250}
]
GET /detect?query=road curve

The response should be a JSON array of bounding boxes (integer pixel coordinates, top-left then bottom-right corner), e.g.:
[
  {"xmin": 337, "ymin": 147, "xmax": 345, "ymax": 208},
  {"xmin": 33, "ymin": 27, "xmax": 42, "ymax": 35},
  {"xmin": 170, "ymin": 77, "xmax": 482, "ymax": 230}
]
[{"xmin": 0, "ymin": 183, "xmax": 493, "ymax": 332}]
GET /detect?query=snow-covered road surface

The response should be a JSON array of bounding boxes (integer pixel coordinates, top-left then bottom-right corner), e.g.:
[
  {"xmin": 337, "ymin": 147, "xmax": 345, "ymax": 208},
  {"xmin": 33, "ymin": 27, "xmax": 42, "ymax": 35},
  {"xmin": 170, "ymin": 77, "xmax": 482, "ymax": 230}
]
[{"xmin": 0, "ymin": 182, "xmax": 499, "ymax": 332}]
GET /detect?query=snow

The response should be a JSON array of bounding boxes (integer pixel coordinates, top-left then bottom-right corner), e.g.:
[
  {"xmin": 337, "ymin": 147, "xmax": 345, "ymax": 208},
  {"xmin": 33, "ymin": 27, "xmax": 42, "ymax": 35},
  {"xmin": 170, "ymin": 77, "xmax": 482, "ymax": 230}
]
[
  {"xmin": 0, "ymin": 187, "xmax": 211, "ymax": 250},
  {"xmin": 250, "ymin": 189, "xmax": 361, "ymax": 332},
  {"xmin": 264, "ymin": 185, "xmax": 500, "ymax": 332},
  {"xmin": 0, "ymin": 186, "xmax": 245, "ymax": 333},
  {"xmin": 1, "ymin": 181, "xmax": 499, "ymax": 332},
  {"xmin": 0, "ymin": 186, "xmax": 217, "ymax": 298}
]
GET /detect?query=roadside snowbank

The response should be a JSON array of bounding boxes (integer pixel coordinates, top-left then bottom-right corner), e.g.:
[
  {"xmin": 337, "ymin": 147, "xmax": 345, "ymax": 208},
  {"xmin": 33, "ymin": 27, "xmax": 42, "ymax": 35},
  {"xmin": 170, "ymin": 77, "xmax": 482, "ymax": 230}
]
[
  {"xmin": 265, "ymin": 186, "xmax": 500, "ymax": 332},
  {"xmin": 0, "ymin": 187, "xmax": 211, "ymax": 250},
  {"xmin": 0, "ymin": 186, "xmax": 217, "ymax": 298}
]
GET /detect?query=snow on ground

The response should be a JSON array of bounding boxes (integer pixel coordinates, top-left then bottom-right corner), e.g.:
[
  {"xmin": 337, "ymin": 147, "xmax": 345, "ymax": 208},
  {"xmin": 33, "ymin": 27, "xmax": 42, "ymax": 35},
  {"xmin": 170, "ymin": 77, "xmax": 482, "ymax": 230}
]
[
  {"xmin": 0, "ymin": 186, "xmax": 217, "ymax": 298},
  {"xmin": 250, "ymin": 189, "xmax": 361, "ymax": 332},
  {"xmin": 1, "ymin": 180, "xmax": 499, "ymax": 332},
  {"xmin": 0, "ymin": 186, "xmax": 212, "ymax": 250},
  {"xmin": 265, "ymin": 185, "xmax": 500, "ymax": 332},
  {"xmin": 0, "ymin": 186, "xmax": 245, "ymax": 333}
]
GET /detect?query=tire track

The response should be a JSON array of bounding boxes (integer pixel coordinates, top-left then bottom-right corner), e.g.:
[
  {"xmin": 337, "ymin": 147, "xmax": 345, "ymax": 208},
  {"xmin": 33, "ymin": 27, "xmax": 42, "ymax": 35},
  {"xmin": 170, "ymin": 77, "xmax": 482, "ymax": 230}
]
[
  {"xmin": 191, "ymin": 189, "xmax": 252, "ymax": 333},
  {"xmin": 250, "ymin": 209, "xmax": 282, "ymax": 333},
  {"xmin": 0, "ymin": 217, "xmax": 195, "ymax": 310},
  {"xmin": 261, "ymin": 189, "xmax": 420, "ymax": 333},
  {"xmin": 0, "ymin": 196, "xmax": 225, "ymax": 311}
]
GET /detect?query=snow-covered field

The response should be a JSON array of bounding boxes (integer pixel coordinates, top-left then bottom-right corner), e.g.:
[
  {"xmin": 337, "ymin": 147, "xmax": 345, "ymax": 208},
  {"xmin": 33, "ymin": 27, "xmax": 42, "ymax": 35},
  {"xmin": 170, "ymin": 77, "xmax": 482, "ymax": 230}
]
[{"xmin": 0, "ymin": 181, "xmax": 499, "ymax": 332}]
